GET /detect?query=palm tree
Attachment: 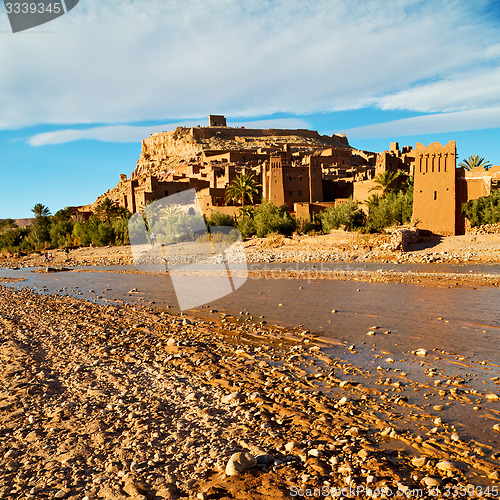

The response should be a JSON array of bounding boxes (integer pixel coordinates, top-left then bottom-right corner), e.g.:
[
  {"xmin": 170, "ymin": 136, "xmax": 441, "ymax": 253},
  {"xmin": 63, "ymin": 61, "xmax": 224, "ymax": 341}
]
[
  {"xmin": 95, "ymin": 197, "xmax": 130, "ymax": 222},
  {"xmin": 458, "ymin": 155, "xmax": 492, "ymax": 171},
  {"xmin": 95, "ymin": 197, "xmax": 116, "ymax": 222},
  {"xmin": 225, "ymin": 172, "xmax": 261, "ymax": 207},
  {"xmin": 32, "ymin": 203, "xmax": 51, "ymax": 218},
  {"xmin": 370, "ymin": 171, "xmax": 399, "ymax": 195},
  {"xmin": 365, "ymin": 193, "xmax": 380, "ymax": 209}
]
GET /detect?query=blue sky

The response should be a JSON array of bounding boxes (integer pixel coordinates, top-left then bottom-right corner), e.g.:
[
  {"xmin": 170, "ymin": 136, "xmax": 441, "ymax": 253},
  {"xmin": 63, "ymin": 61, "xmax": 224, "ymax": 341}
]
[{"xmin": 1, "ymin": 0, "xmax": 500, "ymax": 218}]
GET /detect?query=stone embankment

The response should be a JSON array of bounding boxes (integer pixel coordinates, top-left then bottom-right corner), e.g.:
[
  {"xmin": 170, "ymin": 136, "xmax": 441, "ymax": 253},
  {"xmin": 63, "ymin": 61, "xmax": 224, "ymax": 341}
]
[
  {"xmin": 0, "ymin": 286, "xmax": 498, "ymax": 499},
  {"xmin": 1, "ymin": 231, "xmax": 500, "ymax": 272},
  {"xmin": 466, "ymin": 223, "xmax": 500, "ymax": 235}
]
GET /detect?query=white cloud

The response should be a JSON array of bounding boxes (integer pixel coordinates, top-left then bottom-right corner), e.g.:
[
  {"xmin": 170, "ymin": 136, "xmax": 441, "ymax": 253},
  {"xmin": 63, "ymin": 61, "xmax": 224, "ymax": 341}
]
[
  {"xmin": 0, "ymin": 0, "xmax": 499, "ymax": 130},
  {"xmin": 375, "ymin": 67, "xmax": 500, "ymax": 113},
  {"xmin": 28, "ymin": 118, "xmax": 312, "ymax": 145},
  {"xmin": 345, "ymin": 107, "xmax": 500, "ymax": 139}
]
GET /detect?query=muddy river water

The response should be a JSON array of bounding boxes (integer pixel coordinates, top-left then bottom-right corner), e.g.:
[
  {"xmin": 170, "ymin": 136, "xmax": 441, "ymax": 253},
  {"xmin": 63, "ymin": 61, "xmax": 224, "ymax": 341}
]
[{"xmin": 1, "ymin": 262, "xmax": 499, "ymax": 452}]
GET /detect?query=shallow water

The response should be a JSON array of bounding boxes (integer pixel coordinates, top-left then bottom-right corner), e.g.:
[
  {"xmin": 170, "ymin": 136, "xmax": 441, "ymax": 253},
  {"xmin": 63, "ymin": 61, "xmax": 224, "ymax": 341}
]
[{"xmin": 1, "ymin": 264, "xmax": 499, "ymax": 450}]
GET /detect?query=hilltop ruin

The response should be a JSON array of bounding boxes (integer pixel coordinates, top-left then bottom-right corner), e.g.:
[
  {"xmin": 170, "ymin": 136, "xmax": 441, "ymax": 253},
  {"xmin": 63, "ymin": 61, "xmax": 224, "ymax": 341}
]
[{"xmin": 87, "ymin": 117, "xmax": 499, "ymax": 235}]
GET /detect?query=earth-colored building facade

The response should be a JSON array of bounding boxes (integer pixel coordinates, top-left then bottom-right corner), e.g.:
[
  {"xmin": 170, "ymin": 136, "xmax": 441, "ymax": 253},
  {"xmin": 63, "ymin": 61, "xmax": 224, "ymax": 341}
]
[
  {"xmin": 412, "ymin": 142, "xmax": 499, "ymax": 235},
  {"xmin": 412, "ymin": 141, "xmax": 465, "ymax": 235},
  {"xmin": 89, "ymin": 119, "xmax": 497, "ymax": 235}
]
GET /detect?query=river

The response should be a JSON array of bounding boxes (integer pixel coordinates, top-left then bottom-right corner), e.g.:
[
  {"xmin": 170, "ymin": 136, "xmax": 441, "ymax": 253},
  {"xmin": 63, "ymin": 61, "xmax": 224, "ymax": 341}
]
[{"xmin": 1, "ymin": 263, "xmax": 499, "ymax": 451}]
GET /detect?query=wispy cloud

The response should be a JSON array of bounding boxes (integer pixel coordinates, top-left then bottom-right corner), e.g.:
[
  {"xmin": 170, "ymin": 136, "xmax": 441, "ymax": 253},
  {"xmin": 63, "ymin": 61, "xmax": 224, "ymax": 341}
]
[
  {"xmin": 0, "ymin": 0, "xmax": 499, "ymax": 130},
  {"xmin": 28, "ymin": 118, "xmax": 312, "ymax": 145},
  {"xmin": 345, "ymin": 107, "xmax": 500, "ymax": 139},
  {"xmin": 375, "ymin": 66, "xmax": 500, "ymax": 113}
]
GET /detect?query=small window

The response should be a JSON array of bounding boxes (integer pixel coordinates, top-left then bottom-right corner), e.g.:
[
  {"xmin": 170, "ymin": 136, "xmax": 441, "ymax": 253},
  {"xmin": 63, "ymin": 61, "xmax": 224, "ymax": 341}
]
[
  {"xmin": 434, "ymin": 191, "xmax": 437, "ymax": 200},
  {"xmin": 288, "ymin": 191, "xmax": 293, "ymax": 197},
  {"xmin": 164, "ymin": 190, "xmax": 169, "ymax": 196},
  {"xmin": 298, "ymin": 190, "xmax": 303, "ymax": 196}
]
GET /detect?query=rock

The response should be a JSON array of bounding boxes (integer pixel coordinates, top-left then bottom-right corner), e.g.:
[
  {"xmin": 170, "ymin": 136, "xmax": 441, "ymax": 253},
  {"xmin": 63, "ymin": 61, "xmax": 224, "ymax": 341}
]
[
  {"xmin": 485, "ymin": 393, "xmax": 499, "ymax": 401},
  {"xmin": 493, "ymin": 424, "xmax": 500, "ymax": 433},
  {"xmin": 436, "ymin": 460, "xmax": 457, "ymax": 472},
  {"xmin": 423, "ymin": 477, "xmax": 441, "ymax": 487},
  {"xmin": 489, "ymin": 471, "xmax": 500, "ymax": 481},
  {"xmin": 285, "ymin": 441, "xmax": 301, "ymax": 452},
  {"xmin": 54, "ymin": 490, "xmax": 67, "ymax": 499},
  {"xmin": 433, "ymin": 405, "xmax": 444, "ymax": 411},
  {"xmin": 225, "ymin": 452, "xmax": 256, "ymax": 476},
  {"xmin": 221, "ymin": 391, "xmax": 243, "ymax": 404},
  {"xmin": 345, "ymin": 427, "xmax": 359, "ymax": 436},
  {"xmin": 415, "ymin": 348, "xmax": 427, "ymax": 357},
  {"xmin": 123, "ymin": 479, "xmax": 148, "ymax": 497},
  {"xmin": 388, "ymin": 228, "xmax": 419, "ymax": 251},
  {"xmin": 412, "ymin": 456, "xmax": 427, "ymax": 468},
  {"xmin": 308, "ymin": 449, "xmax": 322, "ymax": 457},
  {"xmin": 255, "ymin": 454, "xmax": 274, "ymax": 465}
]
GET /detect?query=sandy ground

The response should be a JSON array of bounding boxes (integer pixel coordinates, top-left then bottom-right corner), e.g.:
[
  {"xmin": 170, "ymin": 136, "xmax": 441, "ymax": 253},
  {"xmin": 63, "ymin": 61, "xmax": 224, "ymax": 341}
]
[{"xmin": 0, "ymin": 286, "xmax": 499, "ymax": 500}]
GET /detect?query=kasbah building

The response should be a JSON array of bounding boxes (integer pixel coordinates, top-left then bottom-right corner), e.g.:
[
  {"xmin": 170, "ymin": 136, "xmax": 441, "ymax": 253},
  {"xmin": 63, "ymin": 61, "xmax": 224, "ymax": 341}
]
[{"xmin": 92, "ymin": 116, "xmax": 500, "ymax": 236}]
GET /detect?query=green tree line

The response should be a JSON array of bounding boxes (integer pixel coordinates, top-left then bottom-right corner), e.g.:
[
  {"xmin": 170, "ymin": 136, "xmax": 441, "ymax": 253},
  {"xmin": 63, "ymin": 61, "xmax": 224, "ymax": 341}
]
[{"xmin": 0, "ymin": 198, "xmax": 130, "ymax": 254}]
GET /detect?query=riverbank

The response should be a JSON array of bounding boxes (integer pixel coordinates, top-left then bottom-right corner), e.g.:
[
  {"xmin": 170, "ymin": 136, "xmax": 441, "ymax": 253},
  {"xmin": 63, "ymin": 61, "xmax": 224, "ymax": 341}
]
[
  {"xmin": 0, "ymin": 286, "xmax": 498, "ymax": 499},
  {"xmin": 1, "ymin": 232, "xmax": 500, "ymax": 271}
]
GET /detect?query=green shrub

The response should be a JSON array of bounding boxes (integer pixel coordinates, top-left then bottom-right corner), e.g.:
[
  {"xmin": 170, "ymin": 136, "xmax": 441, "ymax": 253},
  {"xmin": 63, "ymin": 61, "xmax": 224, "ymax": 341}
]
[
  {"xmin": 91, "ymin": 222, "xmax": 115, "ymax": 246},
  {"xmin": 296, "ymin": 216, "xmax": 321, "ymax": 235},
  {"xmin": 320, "ymin": 199, "xmax": 366, "ymax": 232},
  {"xmin": 206, "ymin": 211, "xmax": 234, "ymax": 227},
  {"xmin": 462, "ymin": 190, "xmax": 500, "ymax": 226},
  {"xmin": 253, "ymin": 202, "xmax": 296, "ymax": 237},
  {"xmin": 237, "ymin": 216, "xmax": 256, "ymax": 239},
  {"xmin": 72, "ymin": 222, "xmax": 92, "ymax": 247},
  {"xmin": 367, "ymin": 189, "xmax": 413, "ymax": 232},
  {"xmin": 0, "ymin": 227, "xmax": 30, "ymax": 252},
  {"xmin": 113, "ymin": 219, "xmax": 130, "ymax": 245},
  {"xmin": 50, "ymin": 220, "xmax": 74, "ymax": 248}
]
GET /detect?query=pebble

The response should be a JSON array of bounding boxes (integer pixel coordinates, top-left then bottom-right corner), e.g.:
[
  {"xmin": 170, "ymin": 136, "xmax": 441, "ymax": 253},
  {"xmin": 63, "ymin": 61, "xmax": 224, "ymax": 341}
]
[
  {"xmin": 415, "ymin": 348, "xmax": 427, "ymax": 357},
  {"xmin": 225, "ymin": 451, "xmax": 256, "ymax": 476},
  {"xmin": 285, "ymin": 441, "xmax": 301, "ymax": 452},
  {"xmin": 308, "ymin": 449, "xmax": 322, "ymax": 457},
  {"xmin": 256, "ymin": 454, "xmax": 274, "ymax": 465},
  {"xmin": 423, "ymin": 477, "xmax": 441, "ymax": 487},
  {"xmin": 436, "ymin": 460, "xmax": 457, "ymax": 472},
  {"xmin": 411, "ymin": 456, "xmax": 427, "ymax": 467}
]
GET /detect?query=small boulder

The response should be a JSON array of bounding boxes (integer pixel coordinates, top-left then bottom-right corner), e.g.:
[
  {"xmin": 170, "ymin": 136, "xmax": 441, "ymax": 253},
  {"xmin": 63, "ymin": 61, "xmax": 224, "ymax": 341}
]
[{"xmin": 225, "ymin": 451, "xmax": 256, "ymax": 476}]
